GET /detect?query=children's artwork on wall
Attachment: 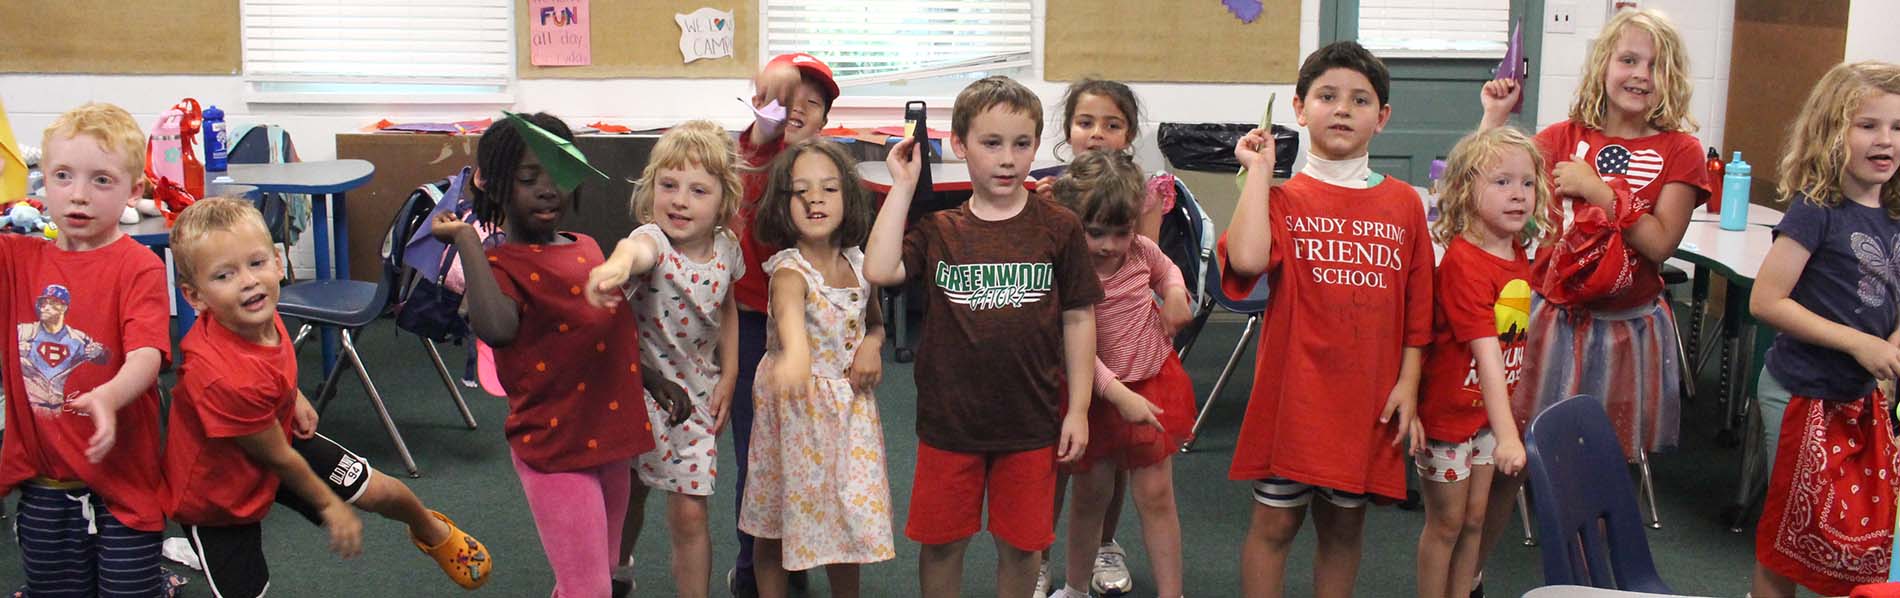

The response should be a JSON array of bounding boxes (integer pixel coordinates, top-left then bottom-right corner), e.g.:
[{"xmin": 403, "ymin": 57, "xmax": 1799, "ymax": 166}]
[
  {"xmin": 529, "ymin": 0, "xmax": 592, "ymax": 66},
  {"xmin": 676, "ymin": 7, "xmax": 737, "ymax": 63}
]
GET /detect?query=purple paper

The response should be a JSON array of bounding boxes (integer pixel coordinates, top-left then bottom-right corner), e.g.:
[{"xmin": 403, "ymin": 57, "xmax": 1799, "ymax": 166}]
[
  {"xmin": 1224, "ymin": 0, "xmax": 1263, "ymax": 24},
  {"xmin": 1495, "ymin": 19, "xmax": 1526, "ymax": 113}
]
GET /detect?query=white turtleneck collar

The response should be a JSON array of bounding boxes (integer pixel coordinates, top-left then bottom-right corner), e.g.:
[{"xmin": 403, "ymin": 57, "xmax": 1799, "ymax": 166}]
[{"xmin": 1300, "ymin": 152, "xmax": 1372, "ymax": 189}]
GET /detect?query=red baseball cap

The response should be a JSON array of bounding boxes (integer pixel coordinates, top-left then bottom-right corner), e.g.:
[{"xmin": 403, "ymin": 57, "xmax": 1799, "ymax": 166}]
[{"xmin": 766, "ymin": 53, "xmax": 840, "ymax": 103}]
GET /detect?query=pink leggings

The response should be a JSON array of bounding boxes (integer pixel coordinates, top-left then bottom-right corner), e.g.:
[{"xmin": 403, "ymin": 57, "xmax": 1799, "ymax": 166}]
[{"xmin": 511, "ymin": 451, "xmax": 633, "ymax": 598}]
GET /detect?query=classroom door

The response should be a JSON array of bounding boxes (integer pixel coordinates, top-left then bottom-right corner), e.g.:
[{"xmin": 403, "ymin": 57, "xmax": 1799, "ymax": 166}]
[{"xmin": 1321, "ymin": 0, "xmax": 1544, "ymax": 185}]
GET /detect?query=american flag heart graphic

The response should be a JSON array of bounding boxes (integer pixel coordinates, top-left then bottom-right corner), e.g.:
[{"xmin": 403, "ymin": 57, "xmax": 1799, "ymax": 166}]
[{"xmin": 1595, "ymin": 144, "xmax": 1665, "ymax": 192}]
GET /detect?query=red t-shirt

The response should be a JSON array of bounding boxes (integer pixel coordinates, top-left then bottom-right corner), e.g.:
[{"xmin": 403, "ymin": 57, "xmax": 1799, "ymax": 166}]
[
  {"xmin": 1531, "ymin": 121, "xmax": 1710, "ymax": 310},
  {"xmin": 487, "ymin": 234, "xmax": 654, "ymax": 472},
  {"xmin": 1418, "ymin": 237, "xmax": 1532, "ymax": 444},
  {"xmin": 1216, "ymin": 174, "xmax": 1434, "ymax": 500},
  {"xmin": 731, "ymin": 125, "xmax": 787, "ymax": 313},
  {"xmin": 0, "ymin": 235, "xmax": 171, "ymax": 532},
  {"xmin": 165, "ymin": 315, "xmax": 298, "ymax": 526}
]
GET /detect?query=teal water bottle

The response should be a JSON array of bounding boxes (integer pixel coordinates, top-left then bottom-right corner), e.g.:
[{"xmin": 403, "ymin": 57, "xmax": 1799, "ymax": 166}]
[{"xmin": 1719, "ymin": 151, "xmax": 1750, "ymax": 231}]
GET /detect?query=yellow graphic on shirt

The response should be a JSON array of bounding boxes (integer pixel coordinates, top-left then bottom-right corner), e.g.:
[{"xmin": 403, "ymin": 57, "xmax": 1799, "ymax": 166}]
[{"xmin": 1495, "ymin": 279, "xmax": 1532, "ymax": 342}]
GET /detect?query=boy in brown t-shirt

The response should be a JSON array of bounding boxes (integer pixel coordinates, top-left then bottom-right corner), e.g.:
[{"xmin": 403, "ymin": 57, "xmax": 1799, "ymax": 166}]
[{"xmin": 865, "ymin": 75, "xmax": 1104, "ymax": 598}]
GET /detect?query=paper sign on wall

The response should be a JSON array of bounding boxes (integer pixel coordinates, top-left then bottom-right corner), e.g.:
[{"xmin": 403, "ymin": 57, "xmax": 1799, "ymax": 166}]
[
  {"xmin": 529, "ymin": 0, "xmax": 591, "ymax": 66},
  {"xmin": 676, "ymin": 7, "xmax": 736, "ymax": 63}
]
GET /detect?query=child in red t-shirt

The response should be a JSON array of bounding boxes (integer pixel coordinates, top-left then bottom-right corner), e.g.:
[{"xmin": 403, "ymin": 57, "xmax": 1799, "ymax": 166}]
[
  {"xmin": 1412, "ymin": 127, "xmax": 1549, "ymax": 598},
  {"xmin": 163, "ymin": 198, "xmax": 491, "ymax": 597},
  {"xmin": 438, "ymin": 112, "xmax": 682, "ymax": 597},
  {"xmin": 1479, "ymin": 8, "xmax": 1711, "ymax": 459},
  {"xmin": 0, "ymin": 103, "xmax": 173, "ymax": 596},
  {"xmin": 1218, "ymin": 42, "xmax": 1435, "ymax": 598}
]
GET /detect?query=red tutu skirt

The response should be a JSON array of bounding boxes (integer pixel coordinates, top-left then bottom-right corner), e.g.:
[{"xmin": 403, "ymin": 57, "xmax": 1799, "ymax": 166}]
[
  {"xmin": 1064, "ymin": 353, "xmax": 1196, "ymax": 472},
  {"xmin": 1757, "ymin": 391, "xmax": 1900, "ymax": 596}
]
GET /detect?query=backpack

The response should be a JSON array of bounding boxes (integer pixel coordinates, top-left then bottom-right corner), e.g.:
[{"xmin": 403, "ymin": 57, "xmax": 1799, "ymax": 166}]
[{"xmin": 145, "ymin": 98, "xmax": 204, "ymax": 223}]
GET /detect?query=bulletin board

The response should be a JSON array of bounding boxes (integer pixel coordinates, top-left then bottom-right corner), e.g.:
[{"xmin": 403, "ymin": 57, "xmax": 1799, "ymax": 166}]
[
  {"xmin": 516, "ymin": 0, "xmax": 759, "ymax": 79},
  {"xmin": 0, "ymin": 0, "xmax": 240, "ymax": 75},
  {"xmin": 1723, "ymin": 0, "xmax": 1847, "ymax": 203},
  {"xmin": 1045, "ymin": 0, "xmax": 1300, "ymax": 84}
]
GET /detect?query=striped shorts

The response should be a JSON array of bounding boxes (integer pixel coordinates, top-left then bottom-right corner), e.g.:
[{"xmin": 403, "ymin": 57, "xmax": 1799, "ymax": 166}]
[
  {"xmin": 14, "ymin": 483, "xmax": 164, "ymax": 597},
  {"xmin": 1251, "ymin": 477, "xmax": 1370, "ymax": 509}
]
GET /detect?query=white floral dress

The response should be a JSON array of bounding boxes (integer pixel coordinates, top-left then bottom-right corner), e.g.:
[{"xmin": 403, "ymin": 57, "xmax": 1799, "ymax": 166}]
[
  {"xmin": 628, "ymin": 224, "xmax": 742, "ymax": 496},
  {"xmin": 738, "ymin": 247, "xmax": 894, "ymax": 570}
]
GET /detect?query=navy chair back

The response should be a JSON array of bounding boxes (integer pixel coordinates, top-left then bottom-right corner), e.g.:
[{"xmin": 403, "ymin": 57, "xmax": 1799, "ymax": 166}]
[{"xmin": 1524, "ymin": 395, "xmax": 1673, "ymax": 593}]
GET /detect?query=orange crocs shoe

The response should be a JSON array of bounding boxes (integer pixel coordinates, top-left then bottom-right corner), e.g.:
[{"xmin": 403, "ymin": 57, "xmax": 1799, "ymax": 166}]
[{"xmin": 413, "ymin": 510, "xmax": 492, "ymax": 589}]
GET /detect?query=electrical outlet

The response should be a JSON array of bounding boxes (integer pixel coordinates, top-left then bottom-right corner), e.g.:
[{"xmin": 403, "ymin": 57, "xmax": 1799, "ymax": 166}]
[{"xmin": 1548, "ymin": 2, "xmax": 1578, "ymax": 34}]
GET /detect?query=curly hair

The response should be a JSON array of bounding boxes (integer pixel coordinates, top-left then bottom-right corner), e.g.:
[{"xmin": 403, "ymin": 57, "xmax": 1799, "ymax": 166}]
[
  {"xmin": 1052, "ymin": 150, "xmax": 1144, "ymax": 229},
  {"xmin": 1570, "ymin": 9, "xmax": 1698, "ymax": 134},
  {"xmin": 1776, "ymin": 61, "xmax": 1900, "ymax": 219},
  {"xmin": 752, "ymin": 139, "xmax": 872, "ymax": 249},
  {"xmin": 1431, "ymin": 127, "xmax": 1552, "ymax": 247},
  {"xmin": 628, "ymin": 120, "xmax": 743, "ymax": 231},
  {"xmin": 470, "ymin": 112, "xmax": 579, "ymax": 228}
]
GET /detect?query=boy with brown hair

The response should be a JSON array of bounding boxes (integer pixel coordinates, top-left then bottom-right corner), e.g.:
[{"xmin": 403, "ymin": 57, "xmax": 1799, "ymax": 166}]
[
  {"xmin": 163, "ymin": 197, "xmax": 491, "ymax": 597},
  {"xmin": 0, "ymin": 102, "xmax": 173, "ymax": 596},
  {"xmin": 864, "ymin": 75, "xmax": 1104, "ymax": 598}
]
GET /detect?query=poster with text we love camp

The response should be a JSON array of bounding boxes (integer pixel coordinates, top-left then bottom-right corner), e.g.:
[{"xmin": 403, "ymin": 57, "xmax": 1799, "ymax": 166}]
[{"xmin": 529, "ymin": 0, "xmax": 591, "ymax": 66}]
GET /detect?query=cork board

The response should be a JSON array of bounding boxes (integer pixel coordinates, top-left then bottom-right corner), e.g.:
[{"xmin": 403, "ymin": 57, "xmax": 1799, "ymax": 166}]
[
  {"xmin": 516, "ymin": 0, "xmax": 758, "ymax": 79},
  {"xmin": 1046, "ymin": 0, "xmax": 1299, "ymax": 84},
  {"xmin": 1723, "ymin": 0, "xmax": 1847, "ymax": 203},
  {"xmin": 0, "ymin": 0, "xmax": 239, "ymax": 75}
]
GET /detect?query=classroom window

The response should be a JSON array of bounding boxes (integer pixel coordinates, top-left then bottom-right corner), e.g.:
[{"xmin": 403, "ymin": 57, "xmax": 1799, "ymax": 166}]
[
  {"xmin": 763, "ymin": 0, "xmax": 1033, "ymax": 87},
  {"xmin": 1358, "ymin": 0, "xmax": 1511, "ymax": 59},
  {"xmin": 241, "ymin": 0, "xmax": 514, "ymax": 103}
]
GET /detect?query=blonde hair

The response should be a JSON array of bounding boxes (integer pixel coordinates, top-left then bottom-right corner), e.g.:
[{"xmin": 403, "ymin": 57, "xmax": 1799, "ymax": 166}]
[
  {"xmin": 1432, "ymin": 127, "xmax": 1552, "ymax": 247},
  {"xmin": 628, "ymin": 120, "xmax": 743, "ymax": 230},
  {"xmin": 1778, "ymin": 61, "xmax": 1900, "ymax": 218},
  {"xmin": 41, "ymin": 102, "xmax": 148, "ymax": 189},
  {"xmin": 171, "ymin": 197, "xmax": 275, "ymax": 284},
  {"xmin": 1052, "ymin": 150, "xmax": 1144, "ymax": 228},
  {"xmin": 1571, "ymin": 9, "xmax": 1698, "ymax": 134}
]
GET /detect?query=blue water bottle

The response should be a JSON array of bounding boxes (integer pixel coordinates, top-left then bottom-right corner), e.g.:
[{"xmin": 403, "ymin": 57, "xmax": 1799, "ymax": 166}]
[
  {"xmin": 1719, "ymin": 151, "xmax": 1750, "ymax": 231},
  {"xmin": 203, "ymin": 105, "xmax": 228, "ymax": 172}
]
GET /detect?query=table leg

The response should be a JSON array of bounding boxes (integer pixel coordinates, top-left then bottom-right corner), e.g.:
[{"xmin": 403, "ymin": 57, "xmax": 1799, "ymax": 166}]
[{"xmin": 313, "ymin": 192, "xmax": 339, "ymax": 372}]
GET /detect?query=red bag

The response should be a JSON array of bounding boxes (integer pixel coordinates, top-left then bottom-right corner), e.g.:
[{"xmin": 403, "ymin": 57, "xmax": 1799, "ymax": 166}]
[
  {"xmin": 1538, "ymin": 178, "xmax": 1646, "ymax": 306},
  {"xmin": 144, "ymin": 98, "xmax": 203, "ymax": 224}
]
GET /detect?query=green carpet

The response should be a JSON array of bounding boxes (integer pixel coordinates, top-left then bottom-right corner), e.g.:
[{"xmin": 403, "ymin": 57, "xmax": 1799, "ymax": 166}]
[{"xmin": 0, "ymin": 314, "xmax": 1763, "ymax": 596}]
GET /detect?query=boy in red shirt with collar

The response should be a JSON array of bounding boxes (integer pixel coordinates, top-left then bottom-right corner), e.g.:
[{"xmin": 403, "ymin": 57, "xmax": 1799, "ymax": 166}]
[
  {"xmin": 0, "ymin": 102, "xmax": 172, "ymax": 597},
  {"xmin": 161, "ymin": 198, "xmax": 491, "ymax": 597}
]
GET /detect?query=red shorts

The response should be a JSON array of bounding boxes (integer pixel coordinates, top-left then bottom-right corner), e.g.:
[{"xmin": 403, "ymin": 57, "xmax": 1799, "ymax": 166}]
[
  {"xmin": 1064, "ymin": 353, "xmax": 1196, "ymax": 473},
  {"xmin": 905, "ymin": 442, "xmax": 1057, "ymax": 551}
]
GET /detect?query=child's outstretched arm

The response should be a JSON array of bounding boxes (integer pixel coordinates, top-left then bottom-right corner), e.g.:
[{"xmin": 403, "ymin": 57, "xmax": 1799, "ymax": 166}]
[
  {"xmin": 1467, "ymin": 337, "xmax": 1525, "ymax": 475},
  {"xmin": 763, "ymin": 268, "xmax": 814, "ymax": 398},
  {"xmin": 65, "ymin": 346, "xmax": 161, "ymax": 463},
  {"xmin": 710, "ymin": 292, "xmax": 740, "ymax": 433},
  {"xmin": 1057, "ymin": 306, "xmax": 1096, "ymax": 463},
  {"xmin": 847, "ymin": 286, "xmax": 885, "ymax": 396},
  {"xmin": 1477, "ymin": 79, "xmax": 1523, "ymax": 131},
  {"xmin": 234, "ymin": 421, "xmax": 364, "ymax": 559},
  {"xmin": 1753, "ymin": 236, "xmax": 1900, "ymax": 379},
  {"xmin": 585, "ymin": 235, "xmax": 662, "ymax": 309},
  {"xmin": 1225, "ymin": 128, "xmax": 1279, "ymax": 277},
  {"xmin": 864, "ymin": 139, "xmax": 923, "ymax": 287},
  {"xmin": 431, "ymin": 213, "xmax": 520, "ymax": 347},
  {"xmin": 1381, "ymin": 347, "xmax": 1427, "ymax": 455}
]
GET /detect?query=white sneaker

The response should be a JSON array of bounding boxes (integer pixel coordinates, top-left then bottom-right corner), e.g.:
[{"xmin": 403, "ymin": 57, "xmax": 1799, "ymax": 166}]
[
  {"xmin": 1032, "ymin": 563, "xmax": 1052, "ymax": 598},
  {"xmin": 1090, "ymin": 541, "xmax": 1133, "ymax": 595}
]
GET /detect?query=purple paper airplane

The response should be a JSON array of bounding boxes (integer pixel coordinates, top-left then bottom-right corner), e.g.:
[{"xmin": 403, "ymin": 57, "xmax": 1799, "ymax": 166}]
[
  {"xmin": 1496, "ymin": 19, "xmax": 1526, "ymax": 113},
  {"xmin": 1224, "ymin": 0, "xmax": 1263, "ymax": 24}
]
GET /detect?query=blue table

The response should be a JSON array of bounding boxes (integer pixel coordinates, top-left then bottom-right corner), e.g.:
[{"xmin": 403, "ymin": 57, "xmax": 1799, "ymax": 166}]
[{"xmin": 225, "ymin": 161, "xmax": 375, "ymax": 370}]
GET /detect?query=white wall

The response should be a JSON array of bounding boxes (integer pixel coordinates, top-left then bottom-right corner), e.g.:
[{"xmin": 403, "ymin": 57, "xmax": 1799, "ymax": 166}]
[
  {"xmin": 1845, "ymin": 0, "xmax": 1900, "ymax": 63},
  {"xmin": 1533, "ymin": 0, "xmax": 1735, "ymax": 153}
]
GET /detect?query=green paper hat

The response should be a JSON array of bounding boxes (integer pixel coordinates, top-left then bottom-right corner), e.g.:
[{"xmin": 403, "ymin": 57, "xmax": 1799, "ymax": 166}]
[{"xmin": 502, "ymin": 111, "xmax": 608, "ymax": 192}]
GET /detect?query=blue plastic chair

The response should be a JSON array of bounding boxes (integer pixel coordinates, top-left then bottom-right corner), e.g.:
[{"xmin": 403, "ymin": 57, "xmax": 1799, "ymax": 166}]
[
  {"xmin": 1178, "ymin": 250, "xmax": 1271, "ymax": 452},
  {"xmin": 1524, "ymin": 395, "xmax": 1674, "ymax": 593},
  {"xmin": 279, "ymin": 190, "xmax": 470, "ymax": 478}
]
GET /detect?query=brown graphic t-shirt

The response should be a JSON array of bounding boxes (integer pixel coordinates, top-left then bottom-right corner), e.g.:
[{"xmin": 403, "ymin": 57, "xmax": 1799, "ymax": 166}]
[{"xmin": 903, "ymin": 197, "xmax": 1104, "ymax": 453}]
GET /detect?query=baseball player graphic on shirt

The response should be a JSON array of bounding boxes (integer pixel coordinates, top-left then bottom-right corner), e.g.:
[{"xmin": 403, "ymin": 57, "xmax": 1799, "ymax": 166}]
[{"xmin": 16, "ymin": 285, "xmax": 108, "ymax": 415}]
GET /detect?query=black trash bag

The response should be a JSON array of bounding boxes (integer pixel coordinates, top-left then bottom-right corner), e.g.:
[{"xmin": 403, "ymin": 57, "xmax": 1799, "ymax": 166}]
[{"xmin": 1157, "ymin": 123, "xmax": 1299, "ymax": 177}]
